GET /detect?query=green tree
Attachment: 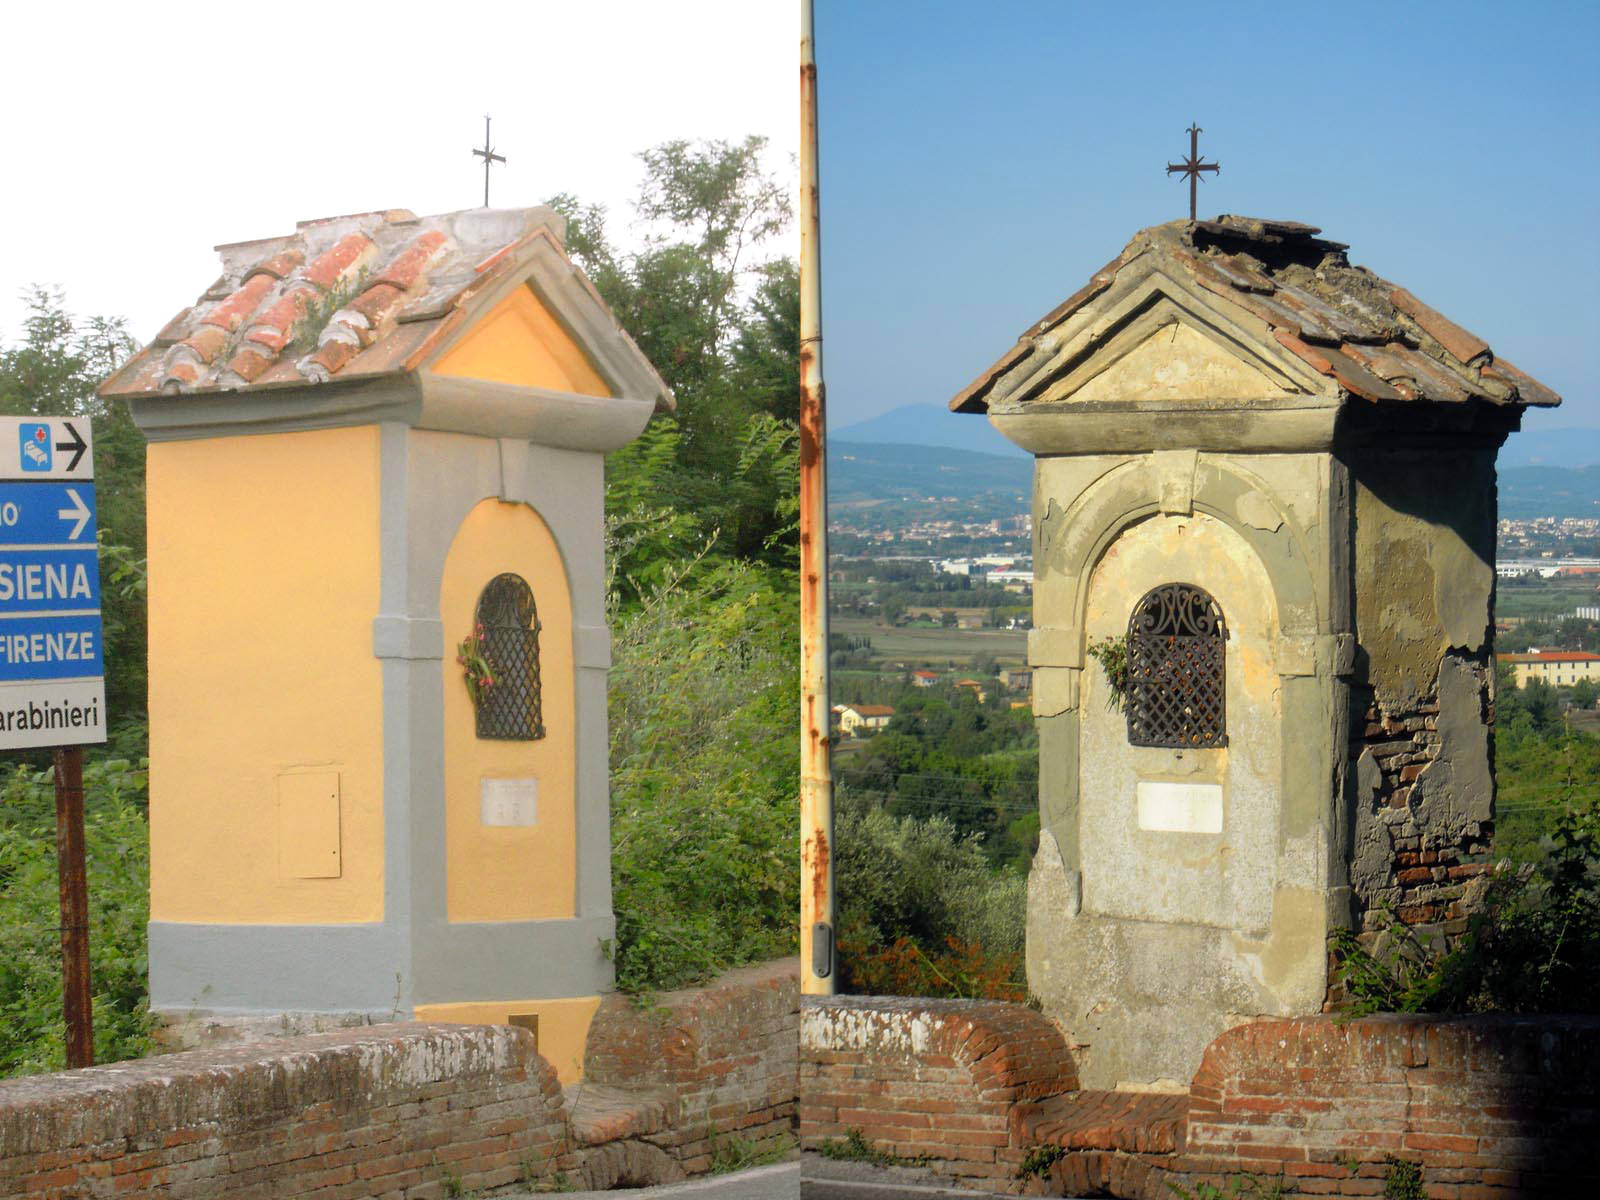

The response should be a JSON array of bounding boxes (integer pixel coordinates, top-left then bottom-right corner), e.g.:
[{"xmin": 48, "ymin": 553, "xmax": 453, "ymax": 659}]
[{"xmin": 549, "ymin": 136, "xmax": 798, "ymax": 580}]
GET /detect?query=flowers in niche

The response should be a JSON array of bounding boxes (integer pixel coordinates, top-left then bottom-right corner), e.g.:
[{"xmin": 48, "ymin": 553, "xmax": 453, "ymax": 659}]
[{"xmin": 458, "ymin": 622, "xmax": 495, "ymax": 704}]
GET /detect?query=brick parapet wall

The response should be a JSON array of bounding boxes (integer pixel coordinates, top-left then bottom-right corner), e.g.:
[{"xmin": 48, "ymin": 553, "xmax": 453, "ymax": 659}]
[
  {"xmin": 798, "ymin": 999, "xmax": 1600, "ymax": 1198},
  {"xmin": 1179, "ymin": 1014, "xmax": 1600, "ymax": 1197},
  {"xmin": 798, "ymin": 995, "xmax": 1079, "ymax": 1184},
  {"xmin": 581, "ymin": 958, "xmax": 799, "ymax": 1173},
  {"xmin": 0, "ymin": 1023, "xmax": 572, "ymax": 1200},
  {"xmin": 0, "ymin": 958, "xmax": 803, "ymax": 1198}
]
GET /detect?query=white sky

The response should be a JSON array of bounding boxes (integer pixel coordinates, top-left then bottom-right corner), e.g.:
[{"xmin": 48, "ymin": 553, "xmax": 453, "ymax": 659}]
[{"xmin": 0, "ymin": 1, "xmax": 798, "ymax": 346}]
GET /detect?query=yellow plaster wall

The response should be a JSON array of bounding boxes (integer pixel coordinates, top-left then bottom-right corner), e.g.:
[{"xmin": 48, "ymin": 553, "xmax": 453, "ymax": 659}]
[
  {"xmin": 432, "ymin": 284, "xmax": 611, "ymax": 397},
  {"xmin": 441, "ymin": 499, "xmax": 576, "ymax": 923},
  {"xmin": 412, "ymin": 995, "xmax": 601, "ymax": 1085},
  {"xmin": 147, "ymin": 427, "xmax": 384, "ymax": 924}
]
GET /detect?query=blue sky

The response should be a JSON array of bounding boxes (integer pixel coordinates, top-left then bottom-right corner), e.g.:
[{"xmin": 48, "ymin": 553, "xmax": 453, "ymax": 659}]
[{"xmin": 814, "ymin": 0, "xmax": 1599, "ymax": 433}]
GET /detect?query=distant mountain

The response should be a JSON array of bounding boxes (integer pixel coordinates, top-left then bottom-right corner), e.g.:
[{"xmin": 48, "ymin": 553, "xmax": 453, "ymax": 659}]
[
  {"xmin": 834, "ymin": 411, "xmax": 1599, "ymax": 470},
  {"xmin": 831, "ymin": 404, "xmax": 1028, "ymax": 458},
  {"xmin": 1500, "ymin": 428, "xmax": 1600, "ymax": 469},
  {"xmin": 1498, "ymin": 465, "xmax": 1600, "ymax": 520},
  {"xmin": 828, "ymin": 441, "xmax": 1029, "ymax": 503},
  {"xmin": 825, "ymin": 437, "xmax": 1598, "ymax": 525}
]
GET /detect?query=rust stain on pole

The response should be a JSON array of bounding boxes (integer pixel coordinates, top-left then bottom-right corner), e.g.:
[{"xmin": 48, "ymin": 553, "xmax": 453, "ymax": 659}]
[
  {"xmin": 54, "ymin": 744, "xmax": 93, "ymax": 1068},
  {"xmin": 799, "ymin": 0, "xmax": 835, "ymax": 994}
]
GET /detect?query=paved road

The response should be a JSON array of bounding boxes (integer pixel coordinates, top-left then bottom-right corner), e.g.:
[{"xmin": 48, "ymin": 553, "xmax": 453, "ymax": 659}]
[
  {"xmin": 800, "ymin": 1157, "xmax": 1018, "ymax": 1199},
  {"xmin": 489, "ymin": 1155, "xmax": 1033, "ymax": 1199},
  {"xmin": 493, "ymin": 1161, "xmax": 799, "ymax": 1200}
]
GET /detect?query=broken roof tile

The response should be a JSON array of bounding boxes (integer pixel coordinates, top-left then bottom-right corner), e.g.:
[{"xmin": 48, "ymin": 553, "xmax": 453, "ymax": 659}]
[
  {"xmin": 1389, "ymin": 287, "xmax": 1490, "ymax": 364},
  {"xmin": 951, "ymin": 214, "xmax": 1559, "ymax": 414}
]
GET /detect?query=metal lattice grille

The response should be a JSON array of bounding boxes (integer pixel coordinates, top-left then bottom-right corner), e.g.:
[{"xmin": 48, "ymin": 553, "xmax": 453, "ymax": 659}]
[
  {"xmin": 474, "ymin": 573, "xmax": 545, "ymax": 741},
  {"xmin": 1126, "ymin": 583, "xmax": 1227, "ymax": 748}
]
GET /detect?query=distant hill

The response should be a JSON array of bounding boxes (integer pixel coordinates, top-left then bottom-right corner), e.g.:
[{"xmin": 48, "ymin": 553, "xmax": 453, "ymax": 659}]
[
  {"xmin": 826, "ymin": 437, "xmax": 1600, "ymax": 525},
  {"xmin": 832, "ymin": 404, "xmax": 1028, "ymax": 459},
  {"xmin": 1499, "ymin": 464, "xmax": 1600, "ymax": 520},
  {"xmin": 828, "ymin": 441, "xmax": 1029, "ymax": 503},
  {"xmin": 835, "ymin": 411, "xmax": 1599, "ymax": 471},
  {"xmin": 1500, "ymin": 427, "xmax": 1600, "ymax": 469}
]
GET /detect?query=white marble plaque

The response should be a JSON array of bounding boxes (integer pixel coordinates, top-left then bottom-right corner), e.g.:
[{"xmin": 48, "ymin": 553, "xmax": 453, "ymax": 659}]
[
  {"xmin": 1136, "ymin": 780, "xmax": 1222, "ymax": 834},
  {"xmin": 480, "ymin": 777, "xmax": 538, "ymax": 827}
]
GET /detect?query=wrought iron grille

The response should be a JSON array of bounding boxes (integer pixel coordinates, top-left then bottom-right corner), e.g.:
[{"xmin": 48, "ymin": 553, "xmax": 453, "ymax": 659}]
[
  {"xmin": 474, "ymin": 573, "xmax": 545, "ymax": 741},
  {"xmin": 1126, "ymin": 583, "xmax": 1227, "ymax": 748}
]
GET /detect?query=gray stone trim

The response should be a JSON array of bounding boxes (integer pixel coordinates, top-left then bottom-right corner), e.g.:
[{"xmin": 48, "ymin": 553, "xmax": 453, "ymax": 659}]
[
  {"xmin": 129, "ymin": 371, "xmax": 656, "ymax": 452},
  {"xmin": 415, "ymin": 374, "xmax": 654, "ymax": 452},
  {"xmin": 373, "ymin": 616, "xmax": 444, "ymax": 660},
  {"xmin": 1028, "ymin": 627, "xmax": 1082, "ymax": 668},
  {"xmin": 993, "ymin": 401, "xmax": 1341, "ymax": 456},
  {"xmin": 574, "ymin": 624, "xmax": 611, "ymax": 671},
  {"xmin": 130, "ymin": 376, "xmax": 422, "ymax": 443},
  {"xmin": 149, "ymin": 922, "xmax": 409, "ymax": 1015},
  {"xmin": 411, "ymin": 914, "xmax": 617, "ymax": 1002}
]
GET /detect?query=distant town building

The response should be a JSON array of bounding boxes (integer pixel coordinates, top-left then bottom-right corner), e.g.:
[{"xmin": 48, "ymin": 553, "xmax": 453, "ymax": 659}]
[
  {"xmin": 1002, "ymin": 668, "xmax": 1033, "ymax": 692},
  {"xmin": 1497, "ymin": 650, "xmax": 1600, "ymax": 688},
  {"xmin": 954, "ymin": 678, "xmax": 987, "ymax": 702},
  {"xmin": 838, "ymin": 704, "xmax": 894, "ymax": 736},
  {"xmin": 911, "ymin": 669, "xmax": 939, "ymax": 687}
]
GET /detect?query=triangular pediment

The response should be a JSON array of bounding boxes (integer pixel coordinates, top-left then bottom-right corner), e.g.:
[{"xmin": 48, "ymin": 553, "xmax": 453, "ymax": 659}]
[
  {"xmin": 430, "ymin": 283, "xmax": 612, "ymax": 398},
  {"xmin": 984, "ymin": 266, "xmax": 1333, "ymax": 411},
  {"xmin": 1053, "ymin": 320, "xmax": 1283, "ymax": 405}
]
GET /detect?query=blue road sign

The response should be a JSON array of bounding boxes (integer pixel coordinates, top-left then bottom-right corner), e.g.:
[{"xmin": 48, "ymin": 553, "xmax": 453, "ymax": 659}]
[
  {"xmin": 0, "ymin": 548, "xmax": 102, "ymax": 613},
  {"xmin": 0, "ymin": 615, "xmax": 104, "ymax": 681},
  {"xmin": 0, "ymin": 483, "xmax": 98, "ymax": 544},
  {"xmin": 0, "ymin": 417, "xmax": 104, "ymax": 747}
]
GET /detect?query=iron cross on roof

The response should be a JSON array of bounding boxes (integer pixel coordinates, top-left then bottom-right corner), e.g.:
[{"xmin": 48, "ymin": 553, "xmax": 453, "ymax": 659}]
[
  {"xmin": 473, "ymin": 115, "xmax": 506, "ymax": 208},
  {"xmin": 1166, "ymin": 124, "xmax": 1219, "ymax": 221}
]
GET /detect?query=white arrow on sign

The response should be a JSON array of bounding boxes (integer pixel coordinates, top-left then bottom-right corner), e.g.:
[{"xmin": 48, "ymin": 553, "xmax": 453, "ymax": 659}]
[{"xmin": 58, "ymin": 488, "xmax": 91, "ymax": 541}]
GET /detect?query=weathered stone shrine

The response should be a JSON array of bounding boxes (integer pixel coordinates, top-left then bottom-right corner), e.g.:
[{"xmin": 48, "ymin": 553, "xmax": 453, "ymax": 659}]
[
  {"xmin": 101, "ymin": 206, "xmax": 671, "ymax": 1081},
  {"xmin": 952, "ymin": 216, "xmax": 1559, "ymax": 1089}
]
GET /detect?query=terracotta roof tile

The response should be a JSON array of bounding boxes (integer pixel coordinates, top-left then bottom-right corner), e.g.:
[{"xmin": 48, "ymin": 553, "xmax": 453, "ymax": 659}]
[
  {"xmin": 199, "ymin": 272, "xmax": 276, "ymax": 333},
  {"xmin": 952, "ymin": 214, "xmax": 1560, "ymax": 413},
  {"xmin": 245, "ymin": 249, "xmax": 305, "ymax": 282},
  {"xmin": 303, "ymin": 233, "xmax": 375, "ymax": 289},
  {"xmin": 104, "ymin": 205, "xmax": 673, "ymax": 410},
  {"xmin": 376, "ymin": 231, "xmax": 448, "ymax": 290},
  {"xmin": 1389, "ymin": 287, "xmax": 1490, "ymax": 364}
]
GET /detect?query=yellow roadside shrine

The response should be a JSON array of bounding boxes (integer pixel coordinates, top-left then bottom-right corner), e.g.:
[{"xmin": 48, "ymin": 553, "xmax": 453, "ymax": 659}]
[{"xmin": 101, "ymin": 205, "xmax": 672, "ymax": 1082}]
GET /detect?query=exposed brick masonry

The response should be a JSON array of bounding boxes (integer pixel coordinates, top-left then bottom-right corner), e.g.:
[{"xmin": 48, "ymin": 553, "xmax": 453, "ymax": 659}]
[
  {"xmin": 799, "ymin": 995, "xmax": 1079, "ymax": 1186},
  {"xmin": 1341, "ymin": 673, "xmax": 1496, "ymax": 986},
  {"xmin": 579, "ymin": 959, "xmax": 798, "ymax": 1176}
]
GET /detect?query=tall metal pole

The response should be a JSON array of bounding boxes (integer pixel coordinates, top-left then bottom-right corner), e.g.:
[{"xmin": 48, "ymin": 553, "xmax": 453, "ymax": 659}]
[
  {"xmin": 54, "ymin": 745, "xmax": 93, "ymax": 1068},
  {"xmin": 799, "ymin": 0, "xmax": 836, "ymax": 995}
]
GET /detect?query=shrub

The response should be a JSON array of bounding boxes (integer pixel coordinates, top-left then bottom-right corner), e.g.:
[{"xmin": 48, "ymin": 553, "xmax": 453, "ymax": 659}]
[
  {"xmin": 607, "ymin": 559, "xmax": 799, "ymax": 992},
  {"xmin": 834, "ymin": 798, "xmax": 1025, "ymax": 998},
  {"xmin": 0, "ymin": 757, "xmax": 156, "ymax": 1075}
]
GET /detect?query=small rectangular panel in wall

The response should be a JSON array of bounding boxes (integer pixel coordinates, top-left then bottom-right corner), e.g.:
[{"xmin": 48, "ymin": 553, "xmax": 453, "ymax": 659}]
[
  {"xmin": 278, "ymin": 772, "xmax": 341, "ymax": 878},
  {"xmin": 480, "ymin": 777, "xmax": 538, "ymax": 827},
  {"xmin": 1136, "ymin": 780, "xmax": 1223, "ymax": 834}
]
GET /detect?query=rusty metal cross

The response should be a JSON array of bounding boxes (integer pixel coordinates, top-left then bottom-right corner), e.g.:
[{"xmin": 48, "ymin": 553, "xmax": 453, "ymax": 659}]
[
  {"xmin": 1166, "ymin": 124, "xmax": 1219, "ymax": 221},
  {"xmin": 473, "ymin": 115, "xmax": 506, "ymax": 208}
]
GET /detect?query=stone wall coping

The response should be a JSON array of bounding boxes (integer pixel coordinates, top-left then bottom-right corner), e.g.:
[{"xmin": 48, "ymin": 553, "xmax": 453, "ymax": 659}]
[{"xmin": 0, "ymin": 1021, "xmax": 548, "ymax": 1159}]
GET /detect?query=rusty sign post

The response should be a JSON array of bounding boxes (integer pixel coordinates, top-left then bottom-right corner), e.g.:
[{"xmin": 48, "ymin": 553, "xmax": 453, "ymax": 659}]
[
  {"xmin": 799, "ymin": 0, "xmax": 836, "ymax": 995},
  {"xmin": 0, "ymin": 416, "xmax": 106, "ymax": 1068}
]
